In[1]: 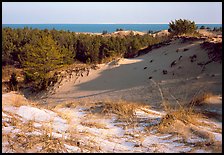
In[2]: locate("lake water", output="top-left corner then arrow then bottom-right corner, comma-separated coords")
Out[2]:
2,24 -> 222,33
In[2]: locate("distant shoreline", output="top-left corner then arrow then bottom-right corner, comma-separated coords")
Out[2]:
2,23 -> 222,24
2,24 -> 222,33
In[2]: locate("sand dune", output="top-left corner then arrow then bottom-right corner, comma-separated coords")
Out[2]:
44,37 -> 221,109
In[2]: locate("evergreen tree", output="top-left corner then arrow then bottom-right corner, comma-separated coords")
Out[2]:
169,19 -> 197,35
19,35 -> 64,89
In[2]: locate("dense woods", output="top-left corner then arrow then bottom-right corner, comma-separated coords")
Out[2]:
2,27 -> 170,67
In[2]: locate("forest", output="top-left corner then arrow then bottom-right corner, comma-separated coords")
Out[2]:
2,27 -> 171,66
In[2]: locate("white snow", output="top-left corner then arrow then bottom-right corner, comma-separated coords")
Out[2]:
52,116 -> 68,133
3,106 -> 19,114
186,136 -> 206,143
16,106 -> 57,122
212,132 -> 222,142
33,122 -> 42,128
2,112 -> 9,117
26,131 -> 42,136
193,149 -> 211,153
2,126 -> 15,133
64,144 -> 81,152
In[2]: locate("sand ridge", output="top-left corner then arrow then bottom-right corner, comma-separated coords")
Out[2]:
42,37 -> 221,108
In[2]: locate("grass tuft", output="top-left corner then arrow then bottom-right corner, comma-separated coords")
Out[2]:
189,92 -> 213,106
95,100 -> 145,119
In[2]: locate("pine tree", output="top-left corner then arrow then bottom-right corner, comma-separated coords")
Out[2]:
19,35 -> 64,89
169,19 -> 197,35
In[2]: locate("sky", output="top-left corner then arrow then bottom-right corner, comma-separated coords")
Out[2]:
2,2 -> 222,24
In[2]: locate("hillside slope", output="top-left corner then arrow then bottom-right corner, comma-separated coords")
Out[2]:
43,38 -> 222,110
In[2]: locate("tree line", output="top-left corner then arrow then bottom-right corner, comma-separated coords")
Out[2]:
3,27 -> 171,67
2,26 -> 170,90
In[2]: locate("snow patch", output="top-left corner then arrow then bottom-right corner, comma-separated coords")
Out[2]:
64,144 -> 81,152
16,106 -> 57,122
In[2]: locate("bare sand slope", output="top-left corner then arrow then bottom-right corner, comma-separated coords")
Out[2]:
45,38 -> 222,110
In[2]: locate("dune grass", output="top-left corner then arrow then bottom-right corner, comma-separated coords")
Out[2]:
89,100 -> 147,121
156,91 -> 217,133
189,92 -> 214,106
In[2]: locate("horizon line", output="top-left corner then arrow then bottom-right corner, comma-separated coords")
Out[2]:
3,23 -> 222,25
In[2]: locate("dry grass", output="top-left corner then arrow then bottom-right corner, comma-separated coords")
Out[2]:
15,95 -> 27,106
156,91 -> 210,132
53,101 -> 79,110
189,92 -> 214,106
2,66 -> 24,82
80,121 -> 108,129
159,106 -> 204,129
10,94 -> 28,107
3,113 -> 68,153
149,92 -> 222,153
56,110 -> 74,125
38,129 -> 67,153
91,100 -> 145,119
2,92 -> 37,107
3,89 -> 221,153
151,105 -> 216,149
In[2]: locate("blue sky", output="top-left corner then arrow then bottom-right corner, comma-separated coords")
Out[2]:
2,2 -> 222,24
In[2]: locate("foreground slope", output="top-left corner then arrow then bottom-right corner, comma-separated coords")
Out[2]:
2,92 -> 222,153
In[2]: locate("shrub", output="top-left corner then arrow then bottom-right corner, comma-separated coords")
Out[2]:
169,19 -> 197,35
102,30 -> 108,35
213,27 -> 222,32
148,30 -> 153,34
116,28 -> 124,31
9,72 -> 18,91
200,25 -> 205,29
